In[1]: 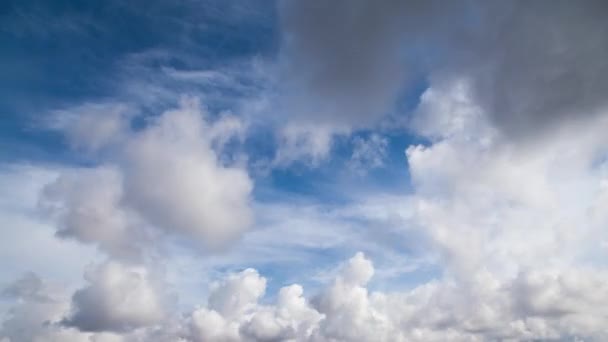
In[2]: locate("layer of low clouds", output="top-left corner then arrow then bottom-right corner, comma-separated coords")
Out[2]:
6,250 -> 608,341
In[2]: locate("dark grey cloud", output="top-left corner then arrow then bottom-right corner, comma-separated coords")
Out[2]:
278,0 -> 608,139
278,0 -> 416,129
447,0 -> 608,139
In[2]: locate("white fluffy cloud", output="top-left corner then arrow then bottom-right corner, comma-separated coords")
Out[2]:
40,167 -> 143,261
122,97 -> 253,249
41,97 -> 253,256
0,270 -> 176,342
4,248 -> 608,341
63,261 -> 166,333
187,266 -> 323,342
400,78 -> 608,340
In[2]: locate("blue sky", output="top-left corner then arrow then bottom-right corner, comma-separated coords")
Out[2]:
2,1 -> 608,341
1,1 -> 276,160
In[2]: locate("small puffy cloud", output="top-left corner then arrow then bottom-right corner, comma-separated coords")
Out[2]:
63,261 -> 166,333
348,134 -> 388,174
335,251 -> 374,287
273,124 -> 337,167
207,268 -> 266,319
51,103 -> 132,153
188,266 -> 323,342
190,308 -> 240,342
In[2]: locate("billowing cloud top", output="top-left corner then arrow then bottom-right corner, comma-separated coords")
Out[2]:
2,1 -> 608,341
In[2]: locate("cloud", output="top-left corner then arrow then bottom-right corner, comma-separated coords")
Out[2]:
122,97 -> 253,250
181,250 -> 608,341
62,261 -> 166,333
277,0 -> 410,129
2,272 -> 45,301
5,249 -> 608,341
400,78 -> 608,339
406,78 -> 608,270
49,103 -> 132,153
0,165 -> 100,287
456,1 -> 608,139
40,167 -> 144,261
271,0 -> 420,164
0,272 -> 86,342
348,134 -> 388,175
0,270 -> 176,342
42,97 -> 254,256
275,1 -> 608,155
273,124 -> 336,167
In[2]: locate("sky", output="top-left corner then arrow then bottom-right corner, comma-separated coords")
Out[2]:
1,1 -> 608,341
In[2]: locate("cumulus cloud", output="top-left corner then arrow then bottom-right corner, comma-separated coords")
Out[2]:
180,249 -> 608,341
401,78 -> 608,339
0,271 -> 177,342
62,261 -> 166,333
122,97 -> 253,250
187,267 -> 328,342
42,97 -> 254,256
40,167 -> 143,261
5,249 -> 608,341
407,79 -> 608,272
